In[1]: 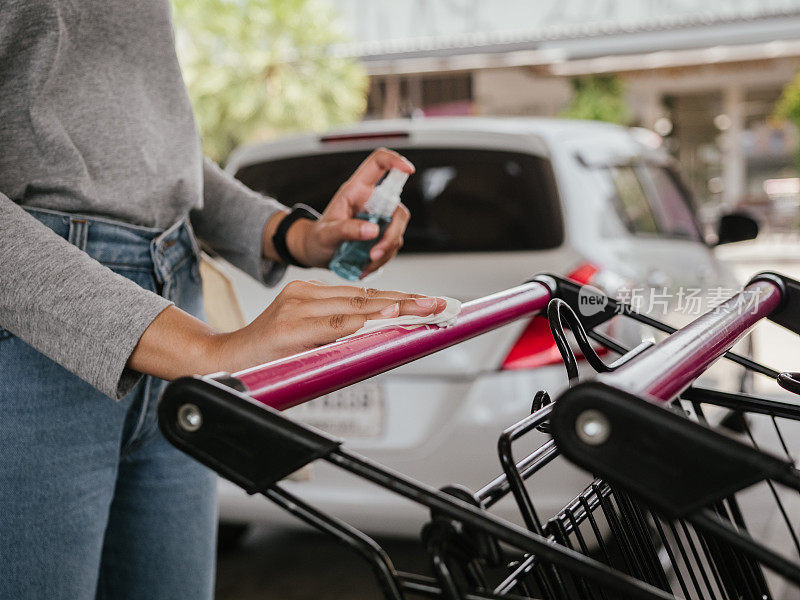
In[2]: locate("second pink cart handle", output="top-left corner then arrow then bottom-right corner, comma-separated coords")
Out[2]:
599,279 -> 782,401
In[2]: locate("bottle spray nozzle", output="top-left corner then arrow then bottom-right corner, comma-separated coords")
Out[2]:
364,168 -> 409,218
380,169 -> 409,196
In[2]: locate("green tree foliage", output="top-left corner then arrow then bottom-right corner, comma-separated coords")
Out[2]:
172,0 -> 368,161
775,71 -> 800,171
560,75 -> 631,125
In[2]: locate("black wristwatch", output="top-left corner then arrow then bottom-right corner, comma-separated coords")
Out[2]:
271,204 -> 321,267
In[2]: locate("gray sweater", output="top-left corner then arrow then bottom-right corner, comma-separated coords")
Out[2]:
0,1 -> 286,398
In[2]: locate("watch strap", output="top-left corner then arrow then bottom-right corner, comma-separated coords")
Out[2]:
272,204 -> 320,268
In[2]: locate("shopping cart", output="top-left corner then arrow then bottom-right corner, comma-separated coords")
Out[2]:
158,271 -> 800,600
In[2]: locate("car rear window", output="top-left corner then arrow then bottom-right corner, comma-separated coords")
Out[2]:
234,148 -> 564,253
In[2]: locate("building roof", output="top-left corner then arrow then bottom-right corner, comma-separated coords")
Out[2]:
329,0 -> 800,74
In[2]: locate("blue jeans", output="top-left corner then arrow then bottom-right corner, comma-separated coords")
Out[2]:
0,208 -> 217,599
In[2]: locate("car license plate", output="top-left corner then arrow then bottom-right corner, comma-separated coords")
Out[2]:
287,382 -> 384,438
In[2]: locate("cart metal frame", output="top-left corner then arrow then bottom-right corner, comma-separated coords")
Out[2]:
159,271 -> 800,600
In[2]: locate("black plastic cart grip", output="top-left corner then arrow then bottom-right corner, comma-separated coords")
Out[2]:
158,376 -> 341,493
550,381 -> 797,518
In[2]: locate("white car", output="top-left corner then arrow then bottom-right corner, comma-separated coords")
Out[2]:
215,117 -> 756,540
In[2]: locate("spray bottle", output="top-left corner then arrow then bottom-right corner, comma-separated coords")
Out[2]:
329,169 -> 409,281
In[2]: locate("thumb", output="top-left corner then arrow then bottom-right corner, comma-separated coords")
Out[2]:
320,218 -> 380,245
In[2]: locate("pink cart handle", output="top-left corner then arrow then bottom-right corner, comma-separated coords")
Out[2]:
599,278 -> 783,402
216,282 -> 552,411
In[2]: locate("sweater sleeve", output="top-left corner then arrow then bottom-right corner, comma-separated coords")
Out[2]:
191,157 -> 288,285
0,194 -> 173,399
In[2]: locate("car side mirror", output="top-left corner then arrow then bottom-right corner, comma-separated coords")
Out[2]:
715,212 -> 759,246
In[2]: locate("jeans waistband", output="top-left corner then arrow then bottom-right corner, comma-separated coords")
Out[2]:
24,206 -> 201,285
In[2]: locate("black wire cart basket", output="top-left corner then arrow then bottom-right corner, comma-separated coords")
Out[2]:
159,271 -> 800,600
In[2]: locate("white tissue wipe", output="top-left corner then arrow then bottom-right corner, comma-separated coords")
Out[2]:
337,297 -> 462,341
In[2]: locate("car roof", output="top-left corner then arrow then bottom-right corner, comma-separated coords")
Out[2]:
226,116 -> 661,172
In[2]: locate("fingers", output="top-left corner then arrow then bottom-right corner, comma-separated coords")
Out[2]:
298,313 -> 372,345
338,181 -> 373,213
286,280 -> 424,300
299,296 -> 445,346
349,148 -> 414,187
397,297 -> 442,316
317,217 -> 380,247
279,280 -> 446,318
297,296 -> 443,319
362,203 -> 410,275
267,281 -> 450,353
296,296 -> 400,318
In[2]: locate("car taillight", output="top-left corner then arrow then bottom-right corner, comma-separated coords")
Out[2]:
501,262 -> 606,371
501,315 -> 564,370
567,262 -> 599,285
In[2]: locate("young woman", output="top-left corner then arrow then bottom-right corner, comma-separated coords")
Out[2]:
0,2 -> 443,598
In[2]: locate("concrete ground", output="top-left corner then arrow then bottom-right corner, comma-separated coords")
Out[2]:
216,527 -> 429,599
216,236 -> 800,599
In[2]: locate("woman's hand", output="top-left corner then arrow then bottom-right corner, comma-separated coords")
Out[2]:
128,281 -> 445,380
265,148 -> 414,277
210,281 -> 444,372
